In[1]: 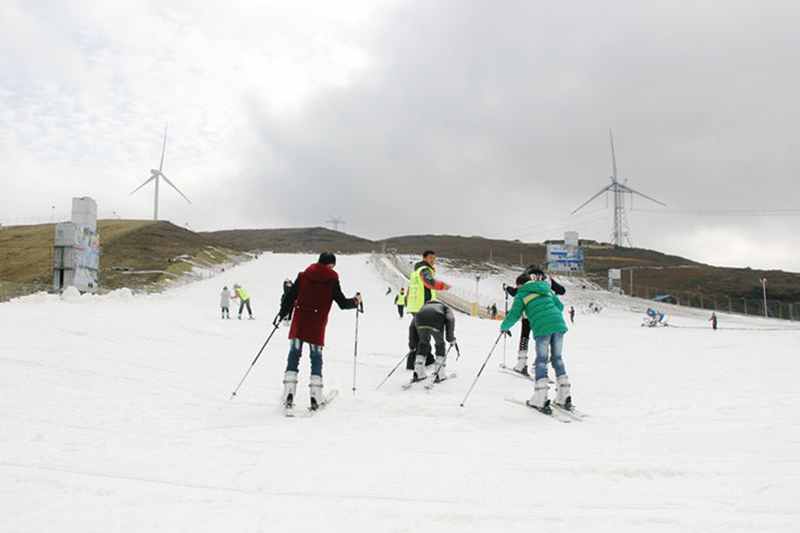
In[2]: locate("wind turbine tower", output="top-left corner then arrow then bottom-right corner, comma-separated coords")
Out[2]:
130,125 -> 191,220
571,130 -> 666,247
326,217 -> 346,232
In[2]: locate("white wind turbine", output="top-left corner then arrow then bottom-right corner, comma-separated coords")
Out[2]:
130,125 -> 191,220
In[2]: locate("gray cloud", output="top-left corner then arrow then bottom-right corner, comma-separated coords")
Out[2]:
2,1 -> 799,270
242,0 -> 800,269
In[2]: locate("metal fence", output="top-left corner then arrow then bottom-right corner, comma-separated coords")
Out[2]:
371,252 -> 493,319
624,284 -> 800,321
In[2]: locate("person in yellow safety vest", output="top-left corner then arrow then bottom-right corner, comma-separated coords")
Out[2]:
394,288 -> 407,319
405,250 -> 451,371
232,283 -> 254,320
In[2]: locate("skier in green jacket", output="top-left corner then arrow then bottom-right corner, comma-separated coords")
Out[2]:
500,270 -> 572,414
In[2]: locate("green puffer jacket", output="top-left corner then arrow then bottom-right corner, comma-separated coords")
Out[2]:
500,280 -> 568,337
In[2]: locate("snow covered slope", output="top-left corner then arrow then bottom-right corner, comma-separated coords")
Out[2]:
1,253 -> 798,532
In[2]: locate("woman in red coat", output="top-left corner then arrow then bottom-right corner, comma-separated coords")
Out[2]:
278,252 -> 361,410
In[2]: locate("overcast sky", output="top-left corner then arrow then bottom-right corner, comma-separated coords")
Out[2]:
2,0 -> 799,271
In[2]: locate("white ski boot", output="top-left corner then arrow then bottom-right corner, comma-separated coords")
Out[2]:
413,354 -> 428,382
512,350 -> 529,376
554,374 -> 572,411
309,375 -> 324,410
526,378 -> 552,414
282,370 -> 298,409
432,355 -> 448,383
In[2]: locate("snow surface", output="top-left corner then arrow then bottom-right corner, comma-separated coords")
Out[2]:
2,253 -> 799,532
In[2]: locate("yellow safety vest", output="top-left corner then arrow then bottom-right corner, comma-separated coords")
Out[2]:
407,265 -> 437,314
236,287 -> 249,301
395,293 -> 407,306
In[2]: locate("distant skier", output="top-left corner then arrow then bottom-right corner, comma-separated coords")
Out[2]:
385,286 -> 392,296
405,250 -> 451,371
490,303 -> 498,319
569,306 -> 575,324
394,288 -> 407,318
280,279 -> 294,324
501,271 -> 572,414
277,252 -> 361,411
220,286 -> 232,319
410,299 -> 456,383
232,283 -> 253,320
504,267 -> 565,376
709,312 -> 718,330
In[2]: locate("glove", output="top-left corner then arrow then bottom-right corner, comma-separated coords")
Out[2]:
273,314 -> 283,327
501,330 -> 512,337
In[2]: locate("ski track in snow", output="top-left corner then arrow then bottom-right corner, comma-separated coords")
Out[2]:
1,253 -> 799,532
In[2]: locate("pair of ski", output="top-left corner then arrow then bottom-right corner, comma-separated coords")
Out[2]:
401,371 -> 457,391
283,389 -> 339,418
499,364 -> 587,423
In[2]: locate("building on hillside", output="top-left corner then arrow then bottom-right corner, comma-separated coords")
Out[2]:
546,231 -> 584,273
53,197 -> 100,293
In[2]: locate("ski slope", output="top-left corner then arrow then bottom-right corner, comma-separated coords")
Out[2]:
1,253 -> 799,532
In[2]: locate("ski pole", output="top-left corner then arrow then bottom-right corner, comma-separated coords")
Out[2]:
503,287 -> 509,367
352,297 -> 362,396
460,332 -> 504,407
230,314 -> 281,399
375,352 -> 408,390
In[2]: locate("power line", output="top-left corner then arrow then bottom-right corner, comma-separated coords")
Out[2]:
630,207 -> 800,217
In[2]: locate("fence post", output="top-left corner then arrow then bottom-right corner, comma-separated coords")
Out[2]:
743,299 -> 748,315
699,294 -> 704,309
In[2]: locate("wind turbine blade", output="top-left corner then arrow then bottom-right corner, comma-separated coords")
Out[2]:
159,172 -> 192,204
129,176 -> 156,195
618,184 -> 667,207
571,184 -> 613,215
609,129 -> 618,181
159,124 -> 168,171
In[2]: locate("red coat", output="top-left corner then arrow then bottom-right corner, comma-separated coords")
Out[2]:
285,263 -> 358,346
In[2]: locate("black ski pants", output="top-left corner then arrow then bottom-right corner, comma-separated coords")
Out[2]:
239,299 -> 253,317
406,315 -> 436,370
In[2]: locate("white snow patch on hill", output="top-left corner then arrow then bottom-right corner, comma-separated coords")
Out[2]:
1,254 -> 798,532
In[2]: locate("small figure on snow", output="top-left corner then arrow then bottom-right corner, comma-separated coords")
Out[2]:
232,283 -> 254,320
220,286 -> 232,319
394,287 -> 407,318
500,271 -> 572,415
569,306 -> 575,324
643,308 -> 668,327
490,303 -> 498,319
709,312 -> 718,331
410,299 -> 456,383
277,253 -> 361,411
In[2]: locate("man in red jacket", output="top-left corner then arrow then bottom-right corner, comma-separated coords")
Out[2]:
278,252 -> 361,410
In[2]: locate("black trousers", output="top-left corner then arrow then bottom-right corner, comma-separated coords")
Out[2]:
406,315 -> 436,369
519,318 -> 531,353
397,305 -> 404,318
239,299 -> 252,316
417,328 -> 445,361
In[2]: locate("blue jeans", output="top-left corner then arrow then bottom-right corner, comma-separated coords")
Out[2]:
533,332 -> 567,381
286,338 -> 324,377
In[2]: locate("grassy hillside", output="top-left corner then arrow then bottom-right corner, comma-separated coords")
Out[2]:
200,227 -> 800,305
0,220 -> 241,293
203,227 -> 374,254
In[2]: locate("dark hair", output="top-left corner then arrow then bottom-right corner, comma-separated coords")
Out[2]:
526,268 -> 546,280
515,274 -> 530,286
318,252 -> 337,265
422,250 -> 436,258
